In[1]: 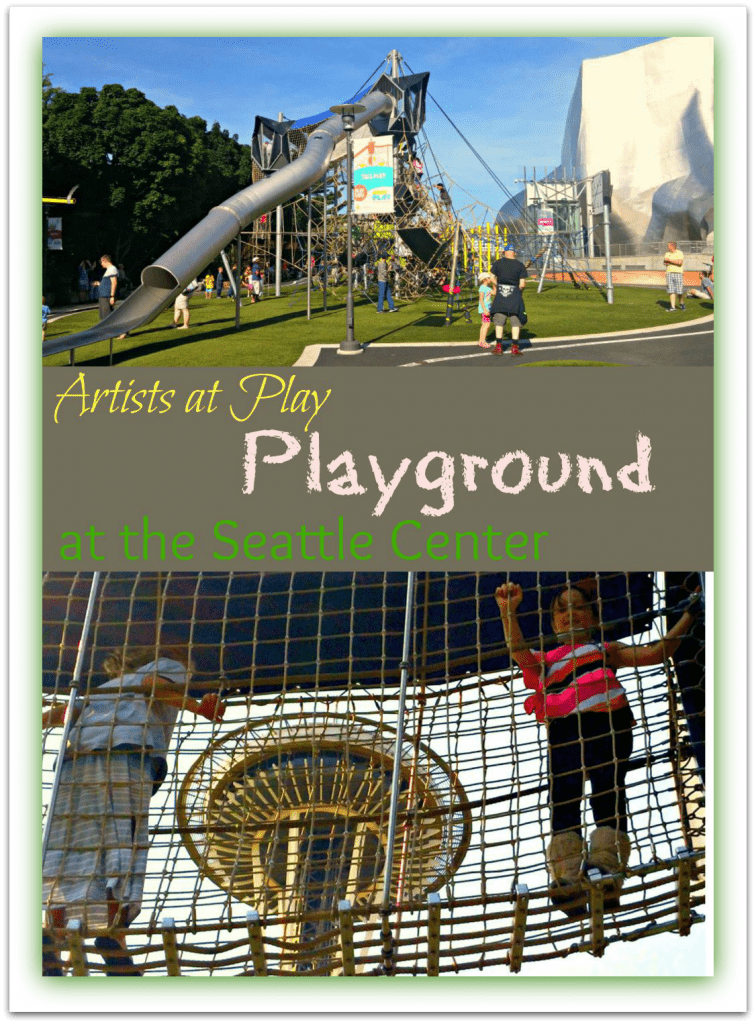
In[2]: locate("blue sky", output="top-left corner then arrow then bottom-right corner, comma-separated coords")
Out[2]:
43,35 -> 662,220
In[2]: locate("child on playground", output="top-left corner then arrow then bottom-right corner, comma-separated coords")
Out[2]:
204,272 -> 215,299
42,645 -> 225,976
477,272 -> 495,347
172,278 -> 199,329
42,296 -> 50,342
494,578 -> 701,916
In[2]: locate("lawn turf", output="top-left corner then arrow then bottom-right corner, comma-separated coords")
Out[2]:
42,282 -> 712,368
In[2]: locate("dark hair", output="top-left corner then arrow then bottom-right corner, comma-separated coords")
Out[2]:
549,580 -> 598,629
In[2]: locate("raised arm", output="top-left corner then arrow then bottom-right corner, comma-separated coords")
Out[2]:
139,675 -> 225,721
608,592 -> 701,669
495,583 -> 541,670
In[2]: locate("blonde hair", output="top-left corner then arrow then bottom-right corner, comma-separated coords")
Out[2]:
478,272 -> 496,285
102,645 -> 192,679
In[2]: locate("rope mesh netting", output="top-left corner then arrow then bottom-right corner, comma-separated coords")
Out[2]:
42,571 -> 705,976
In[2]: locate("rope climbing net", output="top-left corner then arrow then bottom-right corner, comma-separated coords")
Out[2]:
42,571 -> 705,976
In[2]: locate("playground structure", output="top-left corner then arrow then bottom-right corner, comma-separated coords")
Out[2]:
43,49 -> 616,365
42,571 -> 705,976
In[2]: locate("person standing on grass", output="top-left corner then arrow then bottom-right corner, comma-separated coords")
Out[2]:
215,266 -> 224,299
489,244 -> 527,357
43,296 -> 51,342
77,260 -> 92,303
663,241 -> 685,311
172,279 -> 199,330
95,255 -> 119,320
375,254 -> 397,313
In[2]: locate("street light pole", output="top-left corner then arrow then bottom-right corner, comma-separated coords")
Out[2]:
330,103 -> 366,356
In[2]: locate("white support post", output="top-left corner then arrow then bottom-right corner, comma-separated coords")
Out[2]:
426,892 -> 442,977
338,900 -> 356,976
509,884 -> 529,973
161,917 -> 182,976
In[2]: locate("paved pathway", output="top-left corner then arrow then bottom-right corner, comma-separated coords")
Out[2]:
298,315 -> 714,368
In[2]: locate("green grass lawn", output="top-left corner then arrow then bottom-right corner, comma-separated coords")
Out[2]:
43,282 -> 712,368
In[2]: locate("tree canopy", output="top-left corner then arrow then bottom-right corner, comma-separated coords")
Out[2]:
43,76 -> 251,293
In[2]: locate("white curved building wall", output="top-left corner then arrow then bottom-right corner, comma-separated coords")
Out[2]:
499,38 -> 714,246
561,37 -> 713,244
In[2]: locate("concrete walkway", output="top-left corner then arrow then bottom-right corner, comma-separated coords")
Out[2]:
298,314 -> 714,368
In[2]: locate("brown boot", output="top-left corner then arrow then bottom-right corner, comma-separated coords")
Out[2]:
586,828 -> 631,910
547,831 -> 586,917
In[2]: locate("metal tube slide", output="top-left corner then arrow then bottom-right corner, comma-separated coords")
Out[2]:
43,90 -> 392,359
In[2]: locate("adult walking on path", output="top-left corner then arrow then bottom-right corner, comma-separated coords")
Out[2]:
663,241 -> 686,311
489,244 -> 528,357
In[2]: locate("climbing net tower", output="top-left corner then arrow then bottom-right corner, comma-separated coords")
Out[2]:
42,571 -> 705,976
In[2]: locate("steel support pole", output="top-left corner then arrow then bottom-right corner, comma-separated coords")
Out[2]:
337,115 -> 363,355
323,173 -> 328,312
381,571 -> 416,912
235,232 -> 242,328
42,572 -> 102,862
443,220 -> 461,325
220,250 -> 235,298
537,235 -> 554,294
306,188 -> 313,320
603,200 -> 614,304
275,112 -> 285,298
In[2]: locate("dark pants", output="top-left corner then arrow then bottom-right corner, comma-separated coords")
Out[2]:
99,297 -> 113,319
547,705 -> 634,835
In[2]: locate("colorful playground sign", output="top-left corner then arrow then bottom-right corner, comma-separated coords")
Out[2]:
536,208 -> 554,235
352,134 -> 394,215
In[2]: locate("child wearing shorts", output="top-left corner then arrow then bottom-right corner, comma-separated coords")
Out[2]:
477,272 -> 495,348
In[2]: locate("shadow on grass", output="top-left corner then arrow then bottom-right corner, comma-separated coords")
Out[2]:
65,303 -> 354,366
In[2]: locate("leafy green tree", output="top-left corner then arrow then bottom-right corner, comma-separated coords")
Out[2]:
43,79 -> 251,297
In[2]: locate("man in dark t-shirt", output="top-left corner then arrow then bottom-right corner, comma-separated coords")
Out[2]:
489,244 -> 528,356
